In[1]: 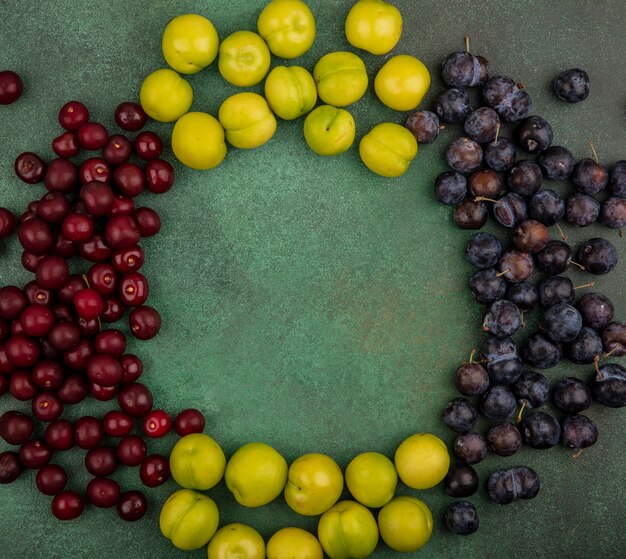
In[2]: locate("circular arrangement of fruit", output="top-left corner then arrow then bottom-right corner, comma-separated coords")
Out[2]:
1,0 -> 625,557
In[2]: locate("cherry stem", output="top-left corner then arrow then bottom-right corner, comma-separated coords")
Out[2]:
516,400 -> 527,423
589,141 -> 599,165
555,223 -> 568,241
465,34 -> 470,52
81,274 -> 91,288
572,449 -> 583,459
569,260 -> 586,271
594,355 -> 604,380
493,122 -> 501,145
574,281 -> 595,290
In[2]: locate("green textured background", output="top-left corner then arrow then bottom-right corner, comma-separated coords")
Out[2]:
1,0 -> 625,557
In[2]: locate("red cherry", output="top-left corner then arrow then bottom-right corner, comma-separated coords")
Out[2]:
128,306 -> 161,340
59,101 -> 89,131
102,410 -> 133,437
144,159 -> 175,194
73,288 -> 104,320
105,215 -> 140,249
86,354 -> 123,386
32,391 -> 64,422
102,134 -> 132,165
85,446 -> 118,477
79,157 -> 111,184
111,246 -> 144,273
80,182 -> 114,216
117,490 -> 147,521
174,409 -> 206,436
5,334 -> 40,367
87,263 -> 118,296
19,304 -> 54,336
116,435 -> 146,466
113,163 -> 145,197
74,416 -> 104,449
63,339 -> 94,371
142,410 -> 172,438
118,382 -> 153,417
52,132 -> 79,158
134,207 -> 161,236
89,382 -> 119,401
134,131 -> 162,160
119,272 -> 149,307
87,477 -> 120,508
101,296 -> 124,323
44,419 -> 74,450
9,370 -> 37,400
120,354 -> 143,384
77,122 -> 108,150
62,213 -> 94,243
140,454 -> 170,487
36,464 -> 68,495
51,490 -> 84,520
19,439 -> 53,468
115,102 -> 147,132
94,329 -> 126,357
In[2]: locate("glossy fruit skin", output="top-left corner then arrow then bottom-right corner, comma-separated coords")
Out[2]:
160,489 -> 220,550
447,138 -> 483,175
120,354 -> 143,384
359,123 -> 417,178
464,107 -> 499,143
590,363 -> 626,408
139,69 -> 193,123
118,382 -> 153,417
394,433 -> 449,490
513,219 -> 548,253
498,249 -> 533,283
59,101 -> 89,130
374,55 -> 431,112
140,454 -> 171,488
553,377 -> 592,413
143,410 -> 172,438
134,208 -> 161,236
538,146 -> 575,180
258,0 -> 316,59
19,439 -> 53,468
483,300 -> 521,339
434,172 -> 467,206
344,452 -> 397,509
515,116 -> 553,153
32,391 -> 64,422
264,66 -> 317,121
507,160 -> 542,196
87,477 -> 121,508
0,70 -> 23,104
488,467 -> 540,504
162,14 -> 219,74
566,193 -> 600,227
522,332 -> 562,369
209,523 -> 265,559
554,68 -> 589,102
520,411 -> 561,449
442,51 -> 489,87
0,451 -> 23,484
454,362 -> 489,396
117,435 -> 147,467
377,496 -> 433,552
218,31 -> 271,88
444,463 -> 479,498
406,110 -> 440,144
455,201 -> 486,231
36,464 -> 68,495
314,52 -> 368,108
578,238 -> 618,275
512,371 -> 549,409
469,169 -> 502,199
74,416 -> 104,449
544,303 -> 583,343
115,102 -> 147,132
145,160 -> 175,194
174,409 -> 205,436
482,76 -> 532,122
318,500 -> 379,559
0,411 -> 34,445
536,240 -> 571,275
51,491 -> 85,520
219,92 -> 277,149
481,337 -> 523,385
453,432 -> 487,464
117,490 -> 147,521
469,269 -> 506,304
44,419 -> 74,450
466,233 -> 502,269
0,208 -> 16,238
113,163 -> 145,198
609,160 -> 626,197
15,152 -> 46,184
569,327 -> 603,364
480,385 -> 516,421
486,423 -> 521,456
436,88 -> 470,124
573,158 -> 608,195
578,293 -> 614,329
538,275 -> 573,307
484,138 -> 516,172
602,321 -> 626,357
444,501 -> 479,536
562,414 -> 598,451
171,112 -> 226,171
284,453 -> 343,516
601,197 -> 626,228
345,0 -> 402,55
442,398 -> 477,433
129,305 -> 162,340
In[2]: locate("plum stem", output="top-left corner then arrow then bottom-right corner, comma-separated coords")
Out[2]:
589,141 -> 599,165
465,34 -> 470,52
594,355 -> 604,380
555,223 -> 568,241
516,401 -> 526,423
473,196 -> 501,204
603,346 -> 621,358
496,269 -> 510,278
569,260 -> 586,271
521,311 -> 526,328
493,122 -> 501,145
572,449 -> 584,459
469,349 -> 476,363
574,281 -> 595,290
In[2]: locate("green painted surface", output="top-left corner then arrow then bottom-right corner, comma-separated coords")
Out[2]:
0,0 -> 625,557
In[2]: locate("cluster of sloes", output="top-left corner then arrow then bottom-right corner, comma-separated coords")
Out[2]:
406,42 -> 626,538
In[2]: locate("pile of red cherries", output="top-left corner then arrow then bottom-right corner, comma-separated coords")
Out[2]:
0,96 -> 205,522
